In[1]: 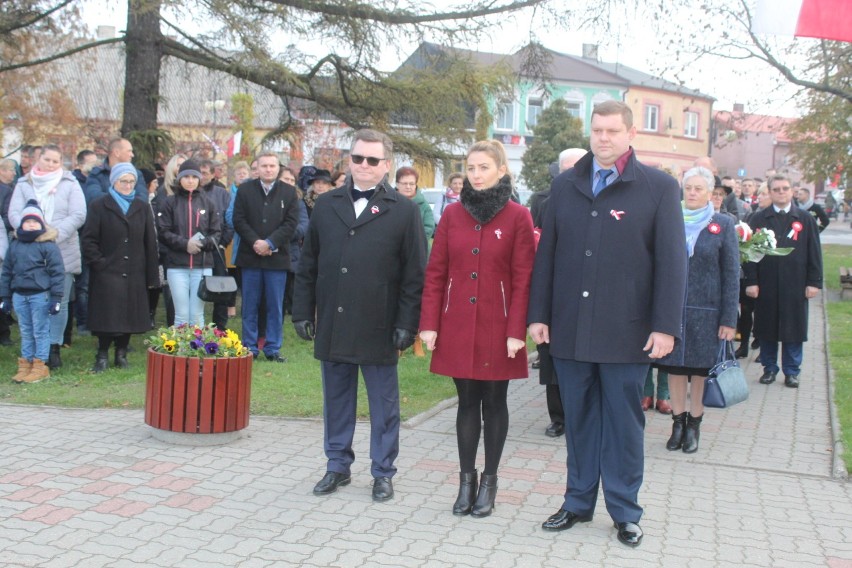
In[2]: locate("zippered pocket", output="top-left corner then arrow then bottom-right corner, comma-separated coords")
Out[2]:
444,278 -> 453,313
500,281 -> 507,317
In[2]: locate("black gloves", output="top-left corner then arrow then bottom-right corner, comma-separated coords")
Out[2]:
293,320 -> 315,341
0,299 -> 10,314
49,302 -> 61,316
393,328 -> 415,350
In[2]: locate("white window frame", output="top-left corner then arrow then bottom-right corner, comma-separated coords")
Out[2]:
526,97 -> 544,129
494,101 -> 516,131
684,111 -> 699,138
644,104 -> 659,132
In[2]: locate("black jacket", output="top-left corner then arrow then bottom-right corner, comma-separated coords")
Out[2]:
232,178 -> 300,271
156,187 -> 221,270
293,178 -> 426,365
201,181 -> 234,246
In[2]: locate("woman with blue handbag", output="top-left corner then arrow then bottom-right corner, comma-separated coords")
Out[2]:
655,167 -> 740,453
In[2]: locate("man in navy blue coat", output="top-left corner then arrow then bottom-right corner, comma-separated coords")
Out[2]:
528,101 -> 687,548
84,138 -> 147,204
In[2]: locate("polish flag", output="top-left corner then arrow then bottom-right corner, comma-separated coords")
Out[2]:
226,131 -> 243,158
752,0 -> 852,43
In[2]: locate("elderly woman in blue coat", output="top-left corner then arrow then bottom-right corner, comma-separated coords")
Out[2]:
655,166 -> 740,454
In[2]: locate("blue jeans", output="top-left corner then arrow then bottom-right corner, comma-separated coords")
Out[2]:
48,273 -> 74,345
167,268 -> 211,327
13,292 -> 51,361
759,341 -> 803,376
241,268 -> 286,356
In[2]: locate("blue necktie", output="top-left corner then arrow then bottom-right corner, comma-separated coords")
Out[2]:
593,168 -> 615,196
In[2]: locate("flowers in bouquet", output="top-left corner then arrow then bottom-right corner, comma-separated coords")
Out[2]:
147,324 -> 249,358
736,222 -> 793,264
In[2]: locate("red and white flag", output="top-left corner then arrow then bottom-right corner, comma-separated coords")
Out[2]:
752,0 -> 852,43
226,131 -> 243,158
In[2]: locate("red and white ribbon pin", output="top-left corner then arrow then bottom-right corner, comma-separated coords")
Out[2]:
708,222 -> 721,234
494,229 -> 502,239
787,221 -> 802,240
610,209 -> 625,220
371,205 -> 380,215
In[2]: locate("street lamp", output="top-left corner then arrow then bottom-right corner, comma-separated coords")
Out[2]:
204,99 -> 226,154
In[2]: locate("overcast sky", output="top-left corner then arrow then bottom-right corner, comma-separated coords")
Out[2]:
79,0 -> 804,117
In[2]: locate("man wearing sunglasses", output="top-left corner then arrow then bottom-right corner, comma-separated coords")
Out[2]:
293,129 -> 426,502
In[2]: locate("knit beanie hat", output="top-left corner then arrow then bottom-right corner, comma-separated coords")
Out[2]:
109,162 -> 138,187
177,160 -> 202,181
19,199 -> 46,230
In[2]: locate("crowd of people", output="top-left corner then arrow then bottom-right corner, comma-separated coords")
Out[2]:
0,100 -> 827,548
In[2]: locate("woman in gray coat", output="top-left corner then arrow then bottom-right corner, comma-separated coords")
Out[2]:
9,144 -> 86,370
655,167 -> 740,454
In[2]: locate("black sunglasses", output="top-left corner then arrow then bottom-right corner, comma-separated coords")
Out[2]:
350,154 -> 386,167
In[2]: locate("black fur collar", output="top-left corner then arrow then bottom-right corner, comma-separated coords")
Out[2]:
460,175 -> 513,224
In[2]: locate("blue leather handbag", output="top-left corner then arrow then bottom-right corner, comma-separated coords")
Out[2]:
703,341 -> 749,408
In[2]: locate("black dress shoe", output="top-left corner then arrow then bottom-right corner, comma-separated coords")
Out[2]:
614,521 -> 643,547
372,476 -> 394,502
265,354 -> 287,363
544,423 -> 564,438
541,509 -> 592,531
751,338 -> 759,349
784,375 -> 799,388
734,345 -> 748,359
531,359 -> 540,369
312,471 -> 351,495
759,371 -> 777,384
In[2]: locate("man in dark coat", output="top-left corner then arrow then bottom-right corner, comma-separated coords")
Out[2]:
745,175 -> 823,388
292,129 -> 426,503
232,152 -> 300,362
528,101 -> 687,548
84,138 -> 148,204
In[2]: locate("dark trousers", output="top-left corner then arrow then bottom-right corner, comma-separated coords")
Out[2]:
321,361 -> 400,478
553,357 -> 648,523
74,264 -> 89,329
737,282 -> 755,345
759,340 -> 804,376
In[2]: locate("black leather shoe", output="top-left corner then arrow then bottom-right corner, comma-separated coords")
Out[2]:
734,345 -> 748,359
531,359 -> 540,369
614,521 -> 643,547
372,476 -> 394,502
784,375 -> 799,388
759,371 -> 777,384
751,338 -> 759,349
541,509 -> 592,531
544,422 -> 564,438
312,472 -> 351,495
265,354 -> 287,363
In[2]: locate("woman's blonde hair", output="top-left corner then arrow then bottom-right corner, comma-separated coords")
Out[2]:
163,154 -> 186,195
467,139 -> 508,170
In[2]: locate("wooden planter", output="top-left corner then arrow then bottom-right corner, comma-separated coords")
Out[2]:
145,349 -> 253,433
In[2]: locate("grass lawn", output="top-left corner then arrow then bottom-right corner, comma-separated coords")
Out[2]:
0,307 -> 457,421
823,244 -> 852,472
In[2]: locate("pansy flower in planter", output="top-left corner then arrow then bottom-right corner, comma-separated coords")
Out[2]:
147,323 -> 248,358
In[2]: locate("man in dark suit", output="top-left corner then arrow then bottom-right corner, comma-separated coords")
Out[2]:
745,175 -> 822,388
292,129 -> 426,502
232,151 -> 300,362
528,101 -> 687,548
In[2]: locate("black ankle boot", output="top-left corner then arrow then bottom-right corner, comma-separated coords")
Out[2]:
47,344 -> 62,370
683,412 -> 703,454
452,471 -> 478,516
92,350 -> 109,373
470,473 -> 497,518
666,412 -> 687,451
114,348 -> 129,369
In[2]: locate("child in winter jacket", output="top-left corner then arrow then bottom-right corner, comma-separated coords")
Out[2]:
0,200 -> 64,383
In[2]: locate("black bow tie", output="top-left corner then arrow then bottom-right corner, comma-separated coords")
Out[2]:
351,188 -> 375,201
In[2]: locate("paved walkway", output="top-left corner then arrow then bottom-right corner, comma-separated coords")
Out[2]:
0,294 -> 850,567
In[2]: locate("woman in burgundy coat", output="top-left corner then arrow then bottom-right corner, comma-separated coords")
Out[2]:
419,140 -> 535,518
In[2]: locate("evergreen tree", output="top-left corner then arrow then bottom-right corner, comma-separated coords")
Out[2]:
520,99 -> 587,193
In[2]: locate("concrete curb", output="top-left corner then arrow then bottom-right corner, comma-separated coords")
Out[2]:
821,291 -> 849,479
402,396 -> 458,429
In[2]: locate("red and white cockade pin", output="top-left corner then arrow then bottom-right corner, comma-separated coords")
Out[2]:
708,222 -> 721,234
494,229 -> 503,239
610,209 -> 625,220
787,221 -> 802,240
370,205 -> 380,215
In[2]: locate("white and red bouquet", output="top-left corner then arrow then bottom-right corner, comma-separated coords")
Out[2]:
736,222 -> 793,263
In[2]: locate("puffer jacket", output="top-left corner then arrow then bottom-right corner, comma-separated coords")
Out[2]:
0,228 -> 65,302
156,186 -> 221,270
8,171 -> 87,274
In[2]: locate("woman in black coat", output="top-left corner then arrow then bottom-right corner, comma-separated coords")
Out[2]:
655,166 -> 740,454
81,163 -> 159,372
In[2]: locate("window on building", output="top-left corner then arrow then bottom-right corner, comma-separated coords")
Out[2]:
526,98 -> 543,129
684,111 -> 699,138
644,104 -> 659,131
494,101 -> 515,131
566,101 -> 582,119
